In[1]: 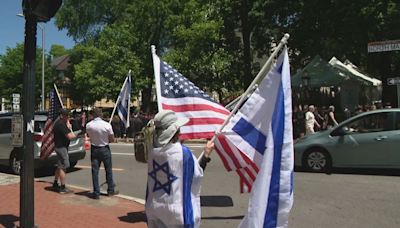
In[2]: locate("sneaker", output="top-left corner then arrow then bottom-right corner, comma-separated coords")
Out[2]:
51,184 -> 60,191
93,195 -> 100,200
107,190 -> 120,196
59,187 -> 74,194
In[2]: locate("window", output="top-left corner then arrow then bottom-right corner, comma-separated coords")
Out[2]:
0,119 -> 12,134
344,112 -> 394,134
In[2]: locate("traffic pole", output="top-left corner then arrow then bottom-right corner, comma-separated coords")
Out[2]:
20,1 -> 38,227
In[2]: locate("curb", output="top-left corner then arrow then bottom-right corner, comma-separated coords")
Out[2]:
34,179 -> 146,205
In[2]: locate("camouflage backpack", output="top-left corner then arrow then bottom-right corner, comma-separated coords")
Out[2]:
134,120 -> 154,163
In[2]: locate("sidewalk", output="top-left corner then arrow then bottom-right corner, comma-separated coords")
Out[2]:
0,173 -> 146,228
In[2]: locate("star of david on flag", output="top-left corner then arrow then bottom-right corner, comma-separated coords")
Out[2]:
148,160 -> 178,195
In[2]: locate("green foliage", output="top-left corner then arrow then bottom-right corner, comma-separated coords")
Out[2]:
0,43 -> 53,106
49,44 -> 70,59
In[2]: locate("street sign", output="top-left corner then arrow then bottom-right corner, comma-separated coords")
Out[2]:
12,93 -> 20,98
13,104 -> 20,111
12,114 -> 23,147
368,40 -> 400,53
13,97 -> 20,104
387,77 -> 400,85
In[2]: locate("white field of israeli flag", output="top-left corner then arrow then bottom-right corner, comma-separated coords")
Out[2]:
117,72 -> 131,128
222,48 -> 294,228
145,143 -> 203,228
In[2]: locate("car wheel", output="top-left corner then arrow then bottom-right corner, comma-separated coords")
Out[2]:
303,149 -> 332,173
10,150 -> 21,175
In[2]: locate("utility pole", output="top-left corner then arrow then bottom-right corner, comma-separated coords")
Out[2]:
19,1 -> 62,227
20,1 -> 37,227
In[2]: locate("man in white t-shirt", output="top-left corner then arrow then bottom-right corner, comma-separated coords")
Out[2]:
305,105 -> 320,135
86,108 -> 119,199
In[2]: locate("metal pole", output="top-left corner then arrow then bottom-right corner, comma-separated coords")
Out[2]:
21,1 -> 38,227
40,25 -> 45,111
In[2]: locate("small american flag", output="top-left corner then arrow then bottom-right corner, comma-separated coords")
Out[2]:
40,89 -> 62,161
154,54 -> 257,193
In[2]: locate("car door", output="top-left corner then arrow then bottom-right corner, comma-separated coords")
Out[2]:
0,118 -> 14,160
331,112 -> 395,167
389,112 -> 400,166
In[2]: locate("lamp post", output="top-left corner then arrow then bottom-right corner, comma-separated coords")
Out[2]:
17,14 -> 45,111
302,71 -> 311,103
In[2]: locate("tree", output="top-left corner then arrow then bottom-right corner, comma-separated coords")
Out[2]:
164,0 -> 241,103
0,43 -> 53,108
55,0 -> 191,112
64,24 -> 142,107
49,44 -> 70,59
283,0 -> 400,106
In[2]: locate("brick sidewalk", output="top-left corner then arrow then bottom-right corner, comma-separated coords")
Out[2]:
0,180 -> 147,228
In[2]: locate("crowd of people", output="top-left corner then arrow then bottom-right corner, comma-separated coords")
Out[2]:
70,111 -> 155,139
110,112 -> 154,139
292,102 -> 393,139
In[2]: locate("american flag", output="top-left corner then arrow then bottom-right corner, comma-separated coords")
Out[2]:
40,89 -> 62,161
154,55 -> 258,193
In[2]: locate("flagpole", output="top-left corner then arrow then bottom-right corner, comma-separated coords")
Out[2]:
151,45 -> 163,112
53,83 -> 64,107
197,33 -> 290,162
109,74 -> 129,124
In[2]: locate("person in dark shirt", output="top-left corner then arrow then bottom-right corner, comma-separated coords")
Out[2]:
52,109 -> 77,194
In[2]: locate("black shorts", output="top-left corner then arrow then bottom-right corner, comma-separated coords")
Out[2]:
55,147 -> 70,169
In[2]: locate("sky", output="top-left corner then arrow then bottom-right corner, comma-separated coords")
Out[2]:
0,0 -> 76,56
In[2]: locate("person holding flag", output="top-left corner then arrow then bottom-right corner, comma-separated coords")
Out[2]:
145,110 -> 214,228
52,109 -> 77,194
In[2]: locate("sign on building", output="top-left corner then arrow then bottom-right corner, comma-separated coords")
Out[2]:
368,40 -> 400,53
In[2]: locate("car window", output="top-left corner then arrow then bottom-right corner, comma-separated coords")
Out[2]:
0,119 -> 12,134
344,112 -> 394,133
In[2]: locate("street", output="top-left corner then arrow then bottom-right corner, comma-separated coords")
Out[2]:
3,143 -> 400,228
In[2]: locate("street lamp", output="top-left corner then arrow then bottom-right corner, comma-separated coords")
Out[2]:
302,70 -> 311,104
302,70 -> 310,87
17,13 -> 45,111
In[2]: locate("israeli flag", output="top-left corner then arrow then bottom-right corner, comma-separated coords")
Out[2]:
145,142 -> 203,228
117,72 -> 131,128
223,48 -> 294,228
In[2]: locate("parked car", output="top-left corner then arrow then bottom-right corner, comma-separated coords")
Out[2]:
294,109 -> 400,172
0,111 -> 86,174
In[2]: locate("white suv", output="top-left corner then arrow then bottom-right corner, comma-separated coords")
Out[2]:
0,112 -> 86,174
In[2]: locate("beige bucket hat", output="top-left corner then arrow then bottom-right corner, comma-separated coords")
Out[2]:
153,110 -> 189,148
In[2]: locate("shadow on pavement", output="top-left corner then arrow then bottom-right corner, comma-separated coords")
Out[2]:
295,166 -> 400,176
0,214 -> 19,228
0,165 -> 82,178
200,195 -> 234,207
34,166 -> 82,178
118,211 -> 146,223
202,215 -> 244,220
74,190 -> 109,199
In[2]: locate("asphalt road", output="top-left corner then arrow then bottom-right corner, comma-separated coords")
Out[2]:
3,144 -> 400,228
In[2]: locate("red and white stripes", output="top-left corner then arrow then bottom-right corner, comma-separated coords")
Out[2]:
40,117 -> 55,161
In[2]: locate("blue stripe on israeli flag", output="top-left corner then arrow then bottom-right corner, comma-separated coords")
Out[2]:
117,72 -> 131,128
